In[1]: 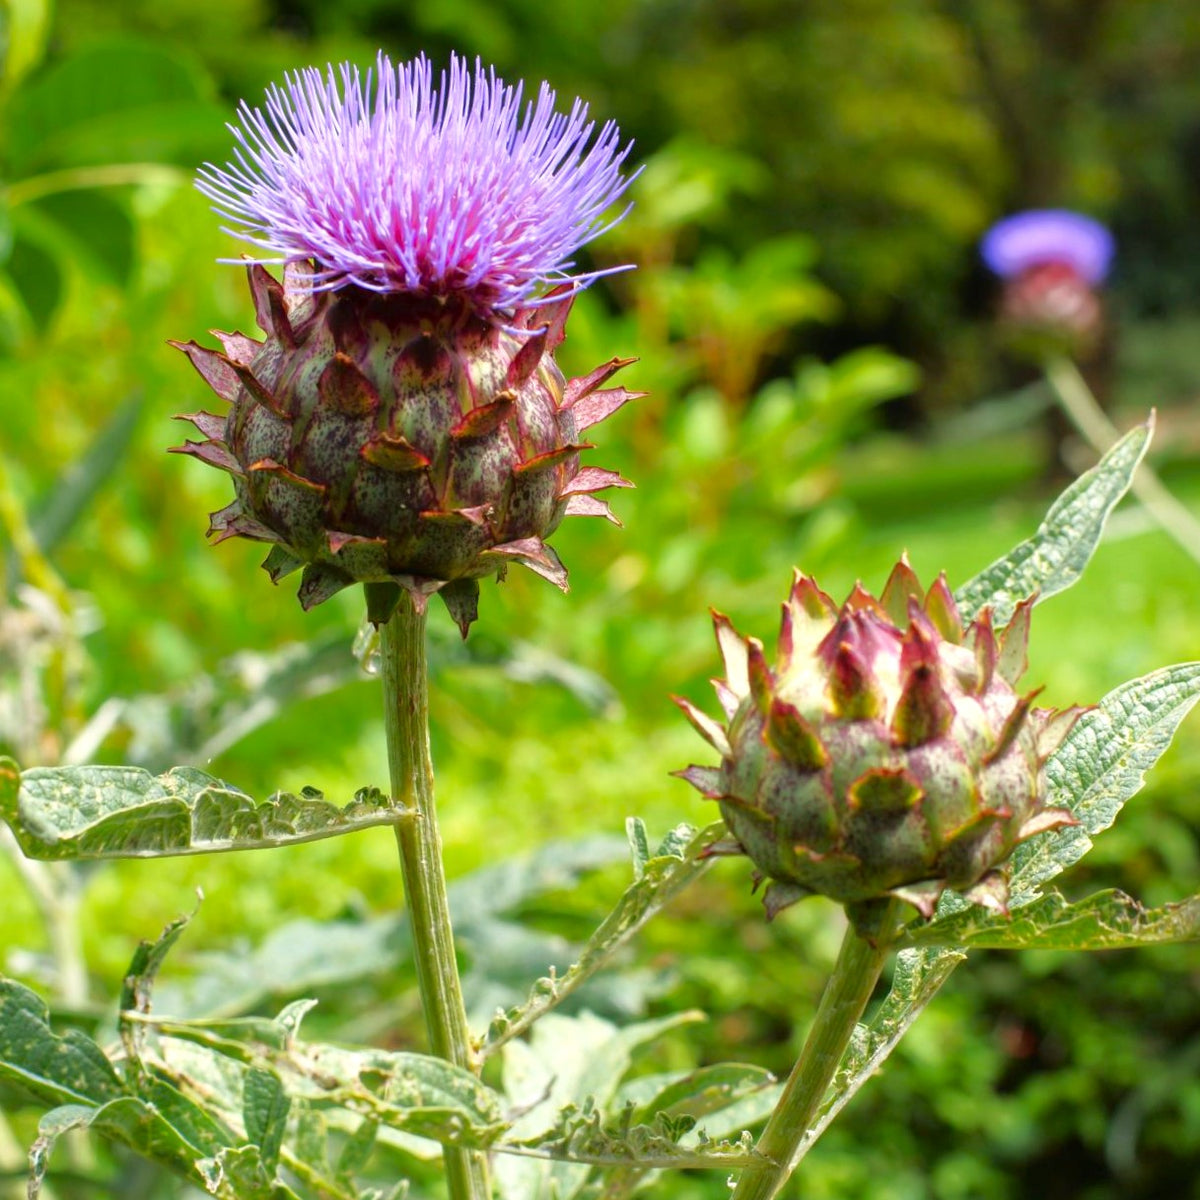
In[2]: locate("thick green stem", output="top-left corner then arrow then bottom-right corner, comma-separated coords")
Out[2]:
377,590 -> 490,1200
730,908 -> 895,1200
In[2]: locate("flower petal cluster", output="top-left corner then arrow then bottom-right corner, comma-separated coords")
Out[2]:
197,53 -> 635,312
675,561 -> 1082,924
980,209 -> 1114,286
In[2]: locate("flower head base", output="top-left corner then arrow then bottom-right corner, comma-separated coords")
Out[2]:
674,561 -> 1083,926
196,53 -> 635,316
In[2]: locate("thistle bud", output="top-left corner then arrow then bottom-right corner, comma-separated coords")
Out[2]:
173,54 -> 639,633
675,561 -> 1082,922
981,209 -> 1114,358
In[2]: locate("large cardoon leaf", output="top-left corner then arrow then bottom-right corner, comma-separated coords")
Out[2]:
954,417 -> 1151,624
0,757 -> 398,859
904,888 -> 1200,951
1010,661 -> 1200,900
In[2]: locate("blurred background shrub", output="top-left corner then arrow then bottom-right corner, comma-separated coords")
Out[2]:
2,2 -> 1199,1197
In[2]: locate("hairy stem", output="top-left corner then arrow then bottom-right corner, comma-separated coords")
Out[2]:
376,588 -> 490,1200
730,907 -> 896,1200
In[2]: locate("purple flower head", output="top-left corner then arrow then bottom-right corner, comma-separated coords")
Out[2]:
981,209 -> 1114,286
197,53 -> 637,313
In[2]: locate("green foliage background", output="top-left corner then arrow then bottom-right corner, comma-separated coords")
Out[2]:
1,1 -> 1199,1197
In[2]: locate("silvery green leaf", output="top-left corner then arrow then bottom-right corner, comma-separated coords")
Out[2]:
1010,661 -> 1200,900
0,756 -> 401,859
620,1063 -> 777,1126
955,418 -> 1151,624
903,888 -> 1200,951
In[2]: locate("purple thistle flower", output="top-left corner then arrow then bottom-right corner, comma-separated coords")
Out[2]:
197,52 -> 636,314
980,209 -> 1114,286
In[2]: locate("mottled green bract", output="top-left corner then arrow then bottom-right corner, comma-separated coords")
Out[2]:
172,264 -> 637,633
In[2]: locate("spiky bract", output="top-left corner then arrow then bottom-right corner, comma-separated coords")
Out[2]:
675,560 -> 1082,922
172,264 -> 637,632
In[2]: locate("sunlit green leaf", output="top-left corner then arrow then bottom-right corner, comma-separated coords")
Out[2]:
27,1091 -> 232,1200
0,758 -> 402,859
954,418 -> 1151,624
5,37 -> 217,173
903,888 -> 1200,951
494,1010 -> 708,1199
622,1063 -> 777,1125
501,1103 -> 764,1173
1011,661 -> 1200,899
0,0 -> 51,96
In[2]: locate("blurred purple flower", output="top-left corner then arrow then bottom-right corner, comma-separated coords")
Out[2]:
197,53 -> 636,313
981,209 -> 1114,286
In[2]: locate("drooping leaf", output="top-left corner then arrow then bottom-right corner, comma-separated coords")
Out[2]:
1010,662 -> 1200,900
26,1092 -> 233,1199
482,822 -> 722,1057
903,888 -> 1200,951
954,418 -> 1151,625
0,759 -> 401,859
0,977 -> 124,1106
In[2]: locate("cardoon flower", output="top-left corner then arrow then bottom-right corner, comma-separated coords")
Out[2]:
981,209 -> 1114,353
172,53 -> 640,633
675,561 -> 1081,926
